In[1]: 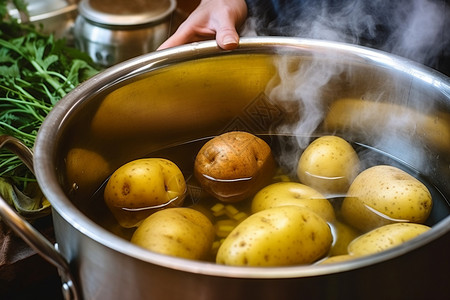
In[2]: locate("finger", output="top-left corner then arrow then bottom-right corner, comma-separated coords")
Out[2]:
158,19 -> 217,50
157,30 -> 192,50
215,27 -> 240,50
210,4 -> 245,50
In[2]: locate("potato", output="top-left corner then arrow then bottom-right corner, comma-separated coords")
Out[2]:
66,147 -> 112,199
297,135 -> 360,195
323,98 -> 450,154
104,158 -> 186,228
194,131 -> 276,203
341,165 -> 432,232
347,222 -> 430,256
319,254 -> 354,264
216,206 -> 333,266
251,182 -> 335,222
328,221 -> 360,256
131,207 -> 215,260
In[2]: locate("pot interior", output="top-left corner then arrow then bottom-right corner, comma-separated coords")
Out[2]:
39,38 -> 450,272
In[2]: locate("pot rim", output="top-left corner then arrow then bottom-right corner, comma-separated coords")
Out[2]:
34,37 -> 450,278
78,0 -> 177,26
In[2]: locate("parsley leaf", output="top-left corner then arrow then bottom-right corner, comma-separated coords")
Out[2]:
0,0 -> 101,218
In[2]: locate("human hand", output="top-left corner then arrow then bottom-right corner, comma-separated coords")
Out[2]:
158,0 -> 248,50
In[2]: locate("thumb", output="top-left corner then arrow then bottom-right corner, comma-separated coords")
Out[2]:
215,27 -> 240,50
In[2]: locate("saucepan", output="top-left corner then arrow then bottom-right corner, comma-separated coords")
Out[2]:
0,37 -> 449,299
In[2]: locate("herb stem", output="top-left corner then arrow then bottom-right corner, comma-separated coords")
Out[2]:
30,60 -> 67,98
0,122 -> 36,141
1,97 -> 52,112
0,9 -> 100,191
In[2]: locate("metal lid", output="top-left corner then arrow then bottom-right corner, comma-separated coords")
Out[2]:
8,0 -> 74,19
78,0 -> 176,26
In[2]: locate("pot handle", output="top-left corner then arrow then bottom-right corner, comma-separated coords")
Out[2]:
0,135 -> 80,300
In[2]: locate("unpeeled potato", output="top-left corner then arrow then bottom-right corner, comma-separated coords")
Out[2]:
131,207 -> 215,260
328,221 -> 360,256
66,147 -> 112,199
194,131 -> 276,203
251,181 -> 335,222
297,135 -> 360,196
216,206 -> 333,266
341,165 -> 432,232
347,222 -> 430,256
104,158 -> 186,228
319,254 -> 354,264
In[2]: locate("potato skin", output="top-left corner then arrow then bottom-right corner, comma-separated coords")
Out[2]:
319,254 -> 354,264
216,206 -> 332,266
104,158 -> 186,228
328,221 -> 360,256
347,222 -> 430,256
297,135 -> 360,195
251,182 -> 335,222
131,207 -> 215,260
341,165 -> 432,232
194,131 -> 276,203
66,147 -> 112,199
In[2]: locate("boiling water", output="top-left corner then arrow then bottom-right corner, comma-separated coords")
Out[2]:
79,135 -> 450,260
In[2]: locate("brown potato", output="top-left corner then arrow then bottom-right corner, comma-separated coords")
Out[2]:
194,131 -> 276,203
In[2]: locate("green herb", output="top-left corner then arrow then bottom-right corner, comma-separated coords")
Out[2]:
0,1 -> 100,217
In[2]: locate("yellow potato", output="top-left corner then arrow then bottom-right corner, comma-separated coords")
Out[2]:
328,221 -> 361,256
341,165 -> 432,232
104,158 -> 186,228
347,222 -> 430,256
323,98 -> 450,154
216,206 -> 332,266
297,135 -> 360,196
319,254 -> 355,264
194,131 -> 276,203
66,147 -> 112,199
131,207 -> 215,260
251,182 -> 335,222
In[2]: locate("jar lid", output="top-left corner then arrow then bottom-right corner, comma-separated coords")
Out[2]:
78,0 -> 176,26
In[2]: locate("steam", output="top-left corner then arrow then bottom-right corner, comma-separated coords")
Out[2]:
264,53 -> 345,147
384,0 -> 448,67
243,0 -> 449,67
241,0 -> 449,173
263,54 -> 347,173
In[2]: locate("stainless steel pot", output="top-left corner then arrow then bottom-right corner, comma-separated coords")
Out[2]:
0,37 -> 449,299
8,0 -> 78,40
74,0 -> 176,66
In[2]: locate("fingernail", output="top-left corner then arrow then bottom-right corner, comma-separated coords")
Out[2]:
223,35 -> 238,46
